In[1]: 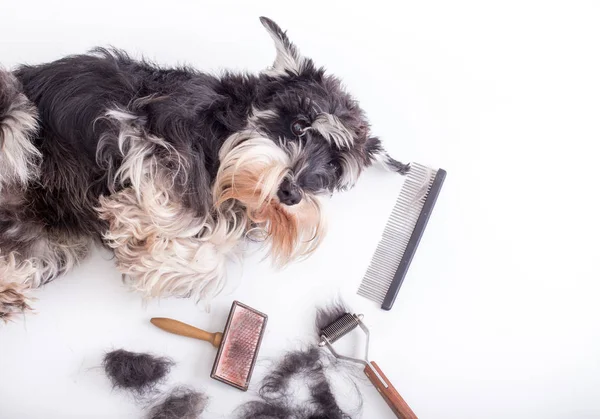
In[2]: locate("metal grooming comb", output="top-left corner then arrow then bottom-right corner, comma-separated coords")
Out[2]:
319,312 -> 418,419
151,300 -> 267,391
358,163 -> 446,310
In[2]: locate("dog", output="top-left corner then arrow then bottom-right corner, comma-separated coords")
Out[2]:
0,17 -> 408,320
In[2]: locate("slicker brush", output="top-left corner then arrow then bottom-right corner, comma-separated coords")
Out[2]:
151,300 -> 267,391
318,311 -> 418,419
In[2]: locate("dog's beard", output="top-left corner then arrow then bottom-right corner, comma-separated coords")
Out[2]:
214,131 -> 326,266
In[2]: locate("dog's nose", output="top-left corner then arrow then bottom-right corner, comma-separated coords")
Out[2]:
277,179 -> 302,206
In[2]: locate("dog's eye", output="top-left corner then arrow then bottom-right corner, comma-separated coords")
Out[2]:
291,119 -> 311,137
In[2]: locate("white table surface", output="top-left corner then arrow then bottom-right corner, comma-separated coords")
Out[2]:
1,1 -> 600,418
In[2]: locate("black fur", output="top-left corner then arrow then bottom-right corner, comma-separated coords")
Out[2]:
102,349 -> 174,394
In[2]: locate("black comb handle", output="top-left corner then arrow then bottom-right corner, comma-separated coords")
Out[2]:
382,169 -> 447,310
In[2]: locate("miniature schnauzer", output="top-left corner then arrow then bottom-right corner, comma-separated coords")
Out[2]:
0,17 -> 408,320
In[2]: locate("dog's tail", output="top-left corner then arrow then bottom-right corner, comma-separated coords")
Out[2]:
0,69 -> 40,190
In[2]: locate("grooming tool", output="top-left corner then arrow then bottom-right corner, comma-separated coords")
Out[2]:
358,163 -> 446,310
319,311 -> 418,419
150,300 -> 267,391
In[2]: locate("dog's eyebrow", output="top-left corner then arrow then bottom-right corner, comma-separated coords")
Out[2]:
311,101 -> 323,114
311,113 -> 353,148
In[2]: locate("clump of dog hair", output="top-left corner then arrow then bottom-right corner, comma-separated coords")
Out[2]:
259,346 -> 324,402
315,300 -> 350,335
102,349 -> 174,394
147,386 -> 208,419
236,401 -> 289,419
236,347 -> 354,419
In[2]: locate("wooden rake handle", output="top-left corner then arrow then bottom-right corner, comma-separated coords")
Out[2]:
150,317 -> 223,348
364,361 -> 418,419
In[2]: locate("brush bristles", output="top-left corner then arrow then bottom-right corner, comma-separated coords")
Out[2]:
358,163 -> 436,304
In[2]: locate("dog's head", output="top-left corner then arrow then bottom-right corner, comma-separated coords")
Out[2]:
214,17 -> 408,265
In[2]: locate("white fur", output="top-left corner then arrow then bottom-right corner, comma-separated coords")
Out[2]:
216,129 -> 326,264
373,150 -> 402,172
312,113 -> 354,148
215,130 -> 289,210
218,130 -> 289,172
264,39 -> 305,77
261,23 -> 306,77
97,124 -> 247,301
0,237 -> 89,289
0,252 -> 37,285
0,79 -> 41,191
338,154 -> 362,189
0,236 -> 89,319
97,108 -> 188,197
0,254 -> 36,319
282,139 -> 309,178
27,236 -> 90,288
247,107 -> 279,129
98,178 -> 241,302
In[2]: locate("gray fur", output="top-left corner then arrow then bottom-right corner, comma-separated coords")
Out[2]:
147,387 -> 208,419
102,349 -> 174,395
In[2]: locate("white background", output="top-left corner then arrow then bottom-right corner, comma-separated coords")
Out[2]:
1,1 -> 600,418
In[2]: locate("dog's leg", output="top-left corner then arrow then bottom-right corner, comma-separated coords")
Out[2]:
98,180 -> 243,302
0,237 -> 91,321
0,187 -> 91,321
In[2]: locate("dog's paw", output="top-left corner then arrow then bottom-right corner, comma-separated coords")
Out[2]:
0,282 -> 33,322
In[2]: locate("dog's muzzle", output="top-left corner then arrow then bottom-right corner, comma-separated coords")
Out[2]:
277,178 -> 302,206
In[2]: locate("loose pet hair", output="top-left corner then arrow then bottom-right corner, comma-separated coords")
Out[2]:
147,386 -> 208,419
0,17 -> 409,319
236,347 -> 360,419
102,349 -> 175,395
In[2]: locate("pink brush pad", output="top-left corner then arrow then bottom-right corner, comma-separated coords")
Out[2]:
211,301 -> 267,390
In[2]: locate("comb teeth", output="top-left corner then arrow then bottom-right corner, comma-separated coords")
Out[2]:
320,313 -> 360,344
358,163 -> 446,309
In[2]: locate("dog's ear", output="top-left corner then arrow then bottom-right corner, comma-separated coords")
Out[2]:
260,17 -> 309,76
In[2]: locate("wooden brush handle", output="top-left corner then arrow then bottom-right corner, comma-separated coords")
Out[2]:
150,317 -> 223,348
364,361 -> 418,419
